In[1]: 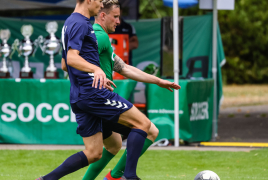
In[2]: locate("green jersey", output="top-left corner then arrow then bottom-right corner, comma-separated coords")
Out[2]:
93,23 -> 116,81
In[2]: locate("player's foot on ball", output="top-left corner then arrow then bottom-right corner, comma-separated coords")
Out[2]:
120,176 -> 141,180
35,177 -> 44,180
103,171 -> 121,180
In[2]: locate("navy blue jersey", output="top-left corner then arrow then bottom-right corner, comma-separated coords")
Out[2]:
61,13 -> 100,103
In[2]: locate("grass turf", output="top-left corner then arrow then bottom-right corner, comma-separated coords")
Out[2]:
0,148 -> 268,180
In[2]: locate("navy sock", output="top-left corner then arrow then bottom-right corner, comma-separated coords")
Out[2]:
43,151 -> 88,180
124,129 -> 147,179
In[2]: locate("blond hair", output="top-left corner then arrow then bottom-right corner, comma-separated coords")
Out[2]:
99,0 -> 120,14
102,0 -> 119,5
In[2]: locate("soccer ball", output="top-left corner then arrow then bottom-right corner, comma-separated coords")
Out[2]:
194,170 -> 220,180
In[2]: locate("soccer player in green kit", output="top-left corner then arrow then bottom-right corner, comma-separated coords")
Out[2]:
82,0 -> 181,180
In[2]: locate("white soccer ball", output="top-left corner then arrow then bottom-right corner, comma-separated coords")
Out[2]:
194,170 -> 220,180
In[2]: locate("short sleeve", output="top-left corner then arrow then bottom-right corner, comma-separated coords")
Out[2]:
109,45 -> 116,60
112,52 -> 116,59
61,49 -> 66,60
67,22 -> 88,52
96,31 -> 110,54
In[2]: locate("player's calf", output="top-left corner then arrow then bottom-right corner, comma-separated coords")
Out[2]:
118,107 -> 151,179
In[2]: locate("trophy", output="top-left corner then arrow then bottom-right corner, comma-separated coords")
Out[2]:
18,25 -> 36,78
0,29 -> 12,78
38,21 -> 61,79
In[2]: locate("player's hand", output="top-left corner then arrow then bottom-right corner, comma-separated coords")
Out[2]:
157,79 -> 181,92
92,67 -> 107,89
105,79 -> 117,91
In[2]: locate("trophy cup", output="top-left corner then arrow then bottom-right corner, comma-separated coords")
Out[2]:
18,25 -> 35,78
38,21 -> 61,79
0,29 -> 11,78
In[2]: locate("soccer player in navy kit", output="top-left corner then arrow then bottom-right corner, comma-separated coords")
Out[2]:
35,0 -> 153,180
36,0 -> 180,179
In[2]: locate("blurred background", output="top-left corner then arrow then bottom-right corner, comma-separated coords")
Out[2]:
0,0 -> 267,146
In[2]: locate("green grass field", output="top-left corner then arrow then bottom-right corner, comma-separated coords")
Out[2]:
0,148 -> 268,180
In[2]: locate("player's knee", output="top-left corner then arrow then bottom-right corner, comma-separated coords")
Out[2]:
151,127 -> 159,141
114,140 -> 122,154
147,124 -> 159,142
84,148 -> 103,163
134,117 -> 150,133
91,151 -> 103,163
155,127 -> 159,138
105,141 -> 122,155
106,145 -> 121,155
136,117 -> 151,133
143,118 -> 151,132
95,153 -> 103,162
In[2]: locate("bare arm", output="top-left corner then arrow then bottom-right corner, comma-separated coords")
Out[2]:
113,55 -> 181,92
67,49 -> 100,73
114,56 -> 159,84
61,58 -> 67,72
67,48 -> 106,89
129,36 -> 139,50
63,54 -> 116,91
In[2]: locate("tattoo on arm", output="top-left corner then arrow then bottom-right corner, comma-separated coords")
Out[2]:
113,55 -> 125,73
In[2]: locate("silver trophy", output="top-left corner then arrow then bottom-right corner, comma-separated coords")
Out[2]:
17,25 -> 35,78
0,29 -> 12,78
38,21 -> 61,79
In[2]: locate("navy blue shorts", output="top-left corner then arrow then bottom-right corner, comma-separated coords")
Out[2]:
71,89 -> 133,137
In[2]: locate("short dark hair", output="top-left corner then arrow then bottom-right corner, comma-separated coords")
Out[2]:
99,0 -> 120,14
77,0 -> 85,3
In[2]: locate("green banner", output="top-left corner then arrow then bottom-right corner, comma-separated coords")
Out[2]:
129,19 -> 161,68
146,79 -> 214,142
182,14 -> 225,132
0,79 -> 136,144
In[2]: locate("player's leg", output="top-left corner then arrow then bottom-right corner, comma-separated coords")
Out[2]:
38,132 -> 103,180
83,120 -> 124,180
82,131 -> 122,180
103,132 -> 122,154
109,122 -> 159,179
83,105 -> 151,180
82,132 -> 104,163
117,106 -> 151,132
117,106 -> 151,179
78,90 -> 150,180
82,119 -> 159,180
36,103 -> 104,180
147,122 -> 159,142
